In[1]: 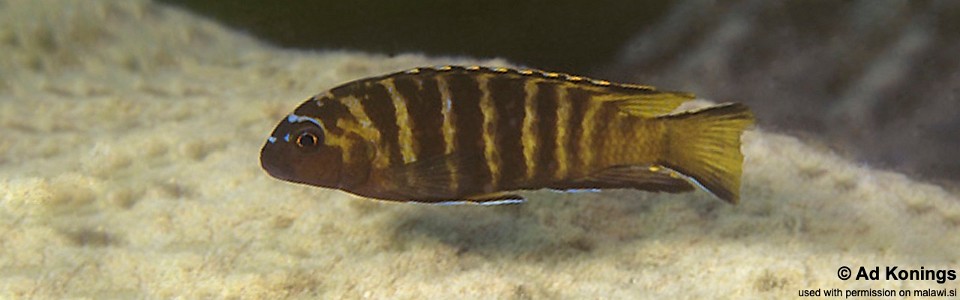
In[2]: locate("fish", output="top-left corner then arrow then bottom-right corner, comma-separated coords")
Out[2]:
260,66 -> 754,205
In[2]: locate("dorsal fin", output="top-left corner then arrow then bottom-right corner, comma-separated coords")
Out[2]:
602,91 -> 696,118
391,66 -> 684,99
426,66 -> 695,118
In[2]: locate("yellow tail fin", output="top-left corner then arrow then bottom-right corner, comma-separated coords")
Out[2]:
658,103 -> 754,204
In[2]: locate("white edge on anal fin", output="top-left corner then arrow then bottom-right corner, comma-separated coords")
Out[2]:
415,199 -> 527,206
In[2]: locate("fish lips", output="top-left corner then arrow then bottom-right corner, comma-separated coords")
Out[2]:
259,141 -> 299,183
260,139 -> 342,189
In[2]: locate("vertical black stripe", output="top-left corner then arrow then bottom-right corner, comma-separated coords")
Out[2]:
565,87 -> 590,174
534,82 -> 559,183
488,75 -> 527,189
329,82 -> 358,99
393,75 -> 445,160
291,97 -> 323,122
360,82 -> 403,167
313,97 -> 353,135
444,73 -> 489,195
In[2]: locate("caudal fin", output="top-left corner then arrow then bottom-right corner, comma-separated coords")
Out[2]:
658,103 -> 754,204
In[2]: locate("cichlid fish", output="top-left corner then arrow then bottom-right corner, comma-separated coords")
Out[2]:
260,66 -> 754,204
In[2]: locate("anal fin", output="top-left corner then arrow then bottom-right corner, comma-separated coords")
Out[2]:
569,164 -> 695,193
427,192 -> 526,206
464,192 -> 526,205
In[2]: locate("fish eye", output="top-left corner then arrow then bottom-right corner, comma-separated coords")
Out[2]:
294,129 -> 323,151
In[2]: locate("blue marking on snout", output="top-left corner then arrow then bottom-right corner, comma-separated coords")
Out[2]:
287,113 -> 325,129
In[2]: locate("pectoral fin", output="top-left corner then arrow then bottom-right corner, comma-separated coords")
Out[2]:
378,154 -> 460,201
381,153 -> 523,204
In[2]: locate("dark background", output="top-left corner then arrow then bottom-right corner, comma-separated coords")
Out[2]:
161,0 -> 960,189
157,0 -> 673,73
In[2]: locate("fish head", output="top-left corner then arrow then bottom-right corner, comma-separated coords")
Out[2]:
260,112 -> 344,189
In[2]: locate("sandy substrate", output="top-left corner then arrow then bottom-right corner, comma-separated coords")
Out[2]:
1,1 -> 958,299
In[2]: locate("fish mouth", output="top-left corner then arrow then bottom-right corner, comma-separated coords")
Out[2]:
260,143 -> 297,182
